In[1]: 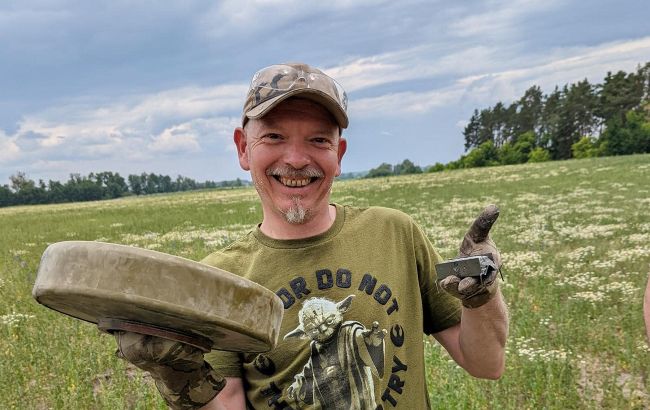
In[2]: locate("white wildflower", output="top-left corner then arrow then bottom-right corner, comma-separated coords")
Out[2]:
626,233 -> 650,244
1,312 -> 36,326
512,336 -> 568,362
637,341 -> 650,353
569,291 -> 606,302
564,246 -> 595,261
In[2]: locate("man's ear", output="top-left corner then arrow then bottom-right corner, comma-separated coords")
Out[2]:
335,136 -> 347,177
233,127 -> 250,171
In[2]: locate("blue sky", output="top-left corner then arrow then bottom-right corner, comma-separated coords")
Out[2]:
1,0 -> 649,184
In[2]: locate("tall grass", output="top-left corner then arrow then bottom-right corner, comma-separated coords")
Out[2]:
1,154 -> 648,408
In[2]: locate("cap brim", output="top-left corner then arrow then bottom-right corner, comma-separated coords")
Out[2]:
245,88 -> 349,129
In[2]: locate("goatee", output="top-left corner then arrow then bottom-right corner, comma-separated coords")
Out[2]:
283,196 -> 309,224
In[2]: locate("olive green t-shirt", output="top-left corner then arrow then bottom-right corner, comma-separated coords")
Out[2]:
202,204 -> 461,409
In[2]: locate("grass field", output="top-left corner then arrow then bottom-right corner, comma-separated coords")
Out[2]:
1,154 -> 649,409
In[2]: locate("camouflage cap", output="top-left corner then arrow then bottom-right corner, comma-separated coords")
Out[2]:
243,63 -> 349,129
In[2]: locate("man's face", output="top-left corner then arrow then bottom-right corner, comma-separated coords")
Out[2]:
234,98 -> 346,225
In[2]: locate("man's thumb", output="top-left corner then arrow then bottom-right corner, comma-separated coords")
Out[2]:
466,205 -> 500,242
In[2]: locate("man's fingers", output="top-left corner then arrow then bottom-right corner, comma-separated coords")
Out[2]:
440,275 -> 460,292
457,277 -> 478,293
467,204 -> 500,242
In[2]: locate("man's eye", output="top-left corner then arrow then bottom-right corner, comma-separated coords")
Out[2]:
312,137 -> 330,144
264,133 -> 283,140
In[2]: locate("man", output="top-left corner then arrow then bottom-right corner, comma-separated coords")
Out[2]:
116,63 -> 509,409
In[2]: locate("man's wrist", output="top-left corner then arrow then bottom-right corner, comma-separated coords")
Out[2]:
461,281 -> 499,309
155,363 -> 226,410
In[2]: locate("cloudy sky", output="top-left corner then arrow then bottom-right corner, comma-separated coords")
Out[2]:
1,0 -> 649,185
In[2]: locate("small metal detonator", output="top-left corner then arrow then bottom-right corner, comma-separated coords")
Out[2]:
435,255 -> 497,281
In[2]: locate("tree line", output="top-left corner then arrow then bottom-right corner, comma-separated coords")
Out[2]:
366,63 -> 649,177
4,63 -> 648,206
446,62 -> 650,169
0,171 -> 249,208
366,159 -> 422,178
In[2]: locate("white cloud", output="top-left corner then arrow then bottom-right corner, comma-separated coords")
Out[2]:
0,131 -> 20,163
351,87 -> 463,117
150,124 -> 201,154
199,0 -> 390,38
149,117 -> 239,154
449,0 -> 562,38
6,83 -> 246,165
457,36 -> 650,104
325,45 -> 501,93
347,36 -> 650,117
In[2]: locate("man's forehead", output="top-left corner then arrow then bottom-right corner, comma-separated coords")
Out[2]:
257,98 -> 338,128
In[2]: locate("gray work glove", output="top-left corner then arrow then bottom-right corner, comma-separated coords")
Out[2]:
115,331 -> 225,410
440,204 -> 502,309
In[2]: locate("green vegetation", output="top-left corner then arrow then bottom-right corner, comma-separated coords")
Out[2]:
0,171 -> 250,208
453,63 -> 650,170
363,63 -> 650,178
1,154 -> 649,408
366,159 -> 422,178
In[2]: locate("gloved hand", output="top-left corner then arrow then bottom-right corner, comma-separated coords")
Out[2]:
115,331 -> 225,410
440,204 -> 502,309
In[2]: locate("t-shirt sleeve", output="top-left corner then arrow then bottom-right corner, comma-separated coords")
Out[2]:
411,220 -> 462,334
205,350 -> 244,378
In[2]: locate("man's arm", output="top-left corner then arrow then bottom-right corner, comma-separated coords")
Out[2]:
643,275 -> 650,344
432,289 -> 508,379
436,205 -> 509,379
201,377 -> 246,410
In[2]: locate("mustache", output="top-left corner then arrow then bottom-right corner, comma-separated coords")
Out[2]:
266,165 -> 324,178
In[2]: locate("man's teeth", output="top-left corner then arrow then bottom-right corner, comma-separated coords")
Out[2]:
279,176 -> 311,187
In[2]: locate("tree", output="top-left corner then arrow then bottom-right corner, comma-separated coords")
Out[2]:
571,136 -> 603,159
94,171 -> 128,198
600,110 -> 650,155
128,174 -> 143,195
514,86 -> 544,137
160,175 -> 173,192
367,163 -> 393,178
463,110 -> 481,150
498,131 -> 536,165
9,172 -> 35,193
548,81 -> 598,160
426,163 -> 445,173
462,141 -> 499,168
393,159 -> 422,175
539,86 -> 562,150
597,70 -> 644,125
0,185 -> 15,207
528,147 -> 551,162
48,180 -> 67,203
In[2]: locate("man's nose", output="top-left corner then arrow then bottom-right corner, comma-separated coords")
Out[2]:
283,141 -> 310,169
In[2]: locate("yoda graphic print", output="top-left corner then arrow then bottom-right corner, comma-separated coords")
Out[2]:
283,295 -> 387,409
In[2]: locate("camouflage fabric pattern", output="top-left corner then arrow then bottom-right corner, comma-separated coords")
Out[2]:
440,205 -> 502,309
115,331 -> 225,410
243,63 -> 348,127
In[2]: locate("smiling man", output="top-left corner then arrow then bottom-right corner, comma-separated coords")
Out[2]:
234,94 -> 346,238
115,63 -> 509,410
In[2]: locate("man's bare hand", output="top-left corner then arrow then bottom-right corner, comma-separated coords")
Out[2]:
440,205 -> 502,308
